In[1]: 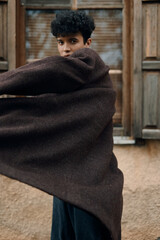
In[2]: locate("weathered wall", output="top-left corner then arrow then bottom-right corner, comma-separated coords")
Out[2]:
114,140 -> 160,240
0,140 -> 160,240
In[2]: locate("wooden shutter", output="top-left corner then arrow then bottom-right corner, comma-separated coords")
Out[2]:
0,0 -> 16,72
133,0 -> 160,139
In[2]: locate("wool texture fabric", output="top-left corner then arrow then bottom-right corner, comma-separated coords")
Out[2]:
0,48 -> 123,240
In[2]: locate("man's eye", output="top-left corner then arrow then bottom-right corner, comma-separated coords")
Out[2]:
71,39 -> 77,44
57,40 -> 63,45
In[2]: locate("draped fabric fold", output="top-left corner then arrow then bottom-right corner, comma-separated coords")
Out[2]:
0,48 -> 123,240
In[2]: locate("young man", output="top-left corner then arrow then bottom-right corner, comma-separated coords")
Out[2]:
49,10 -> 122,240
0,10 -> 123,240
50,10 -> 112,240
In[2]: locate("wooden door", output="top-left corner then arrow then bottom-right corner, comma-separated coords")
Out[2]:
133,0 -> 160,139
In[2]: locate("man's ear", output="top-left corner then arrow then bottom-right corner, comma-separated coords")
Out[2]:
85,38 -> 92,48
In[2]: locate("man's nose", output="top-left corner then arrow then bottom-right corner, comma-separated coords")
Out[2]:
63,43 -> 71,52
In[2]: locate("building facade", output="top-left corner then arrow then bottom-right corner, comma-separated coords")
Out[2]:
0,0 -> 160,239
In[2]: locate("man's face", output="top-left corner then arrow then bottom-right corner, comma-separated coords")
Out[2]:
57,32 -> 91,57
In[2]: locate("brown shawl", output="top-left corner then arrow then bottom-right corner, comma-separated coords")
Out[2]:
0,48 -> 123,240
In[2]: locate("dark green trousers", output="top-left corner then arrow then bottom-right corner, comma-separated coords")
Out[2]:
51,197 -> 111,240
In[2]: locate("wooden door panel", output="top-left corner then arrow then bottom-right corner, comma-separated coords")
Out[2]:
0,2 -> 8,72
143,72 -> 160,128
143,4 -> 159,59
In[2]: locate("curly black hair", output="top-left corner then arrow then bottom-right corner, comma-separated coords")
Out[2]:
51,10 -> 95,43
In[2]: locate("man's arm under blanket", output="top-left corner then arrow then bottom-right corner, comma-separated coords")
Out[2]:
0,48 -> 109,96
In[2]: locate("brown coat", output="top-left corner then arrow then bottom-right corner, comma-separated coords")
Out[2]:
0,48 -> 123,240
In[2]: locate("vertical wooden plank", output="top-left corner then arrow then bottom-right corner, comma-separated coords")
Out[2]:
72,0 -> 77,9
158,4 -> 160,58
16,0 -> 26,67
0,5 -> 3,59
143,4 -> 158,59
122,0 -> 132,135
147,4 -> 157,58
133,0 -> 143,138
3,3 -> 7,60
143,72 -> 158,128
158,72 -> 160,128
0,2 -> 7,64
142,4 -> 147,60
8,0 -> 16,70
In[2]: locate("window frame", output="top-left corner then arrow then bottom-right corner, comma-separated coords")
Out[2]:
16,0 -> 133,141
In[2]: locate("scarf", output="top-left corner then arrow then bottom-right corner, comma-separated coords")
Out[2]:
0,48 -> 123,240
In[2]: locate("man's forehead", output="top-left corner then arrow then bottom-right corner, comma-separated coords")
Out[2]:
57,32 -> 82,39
